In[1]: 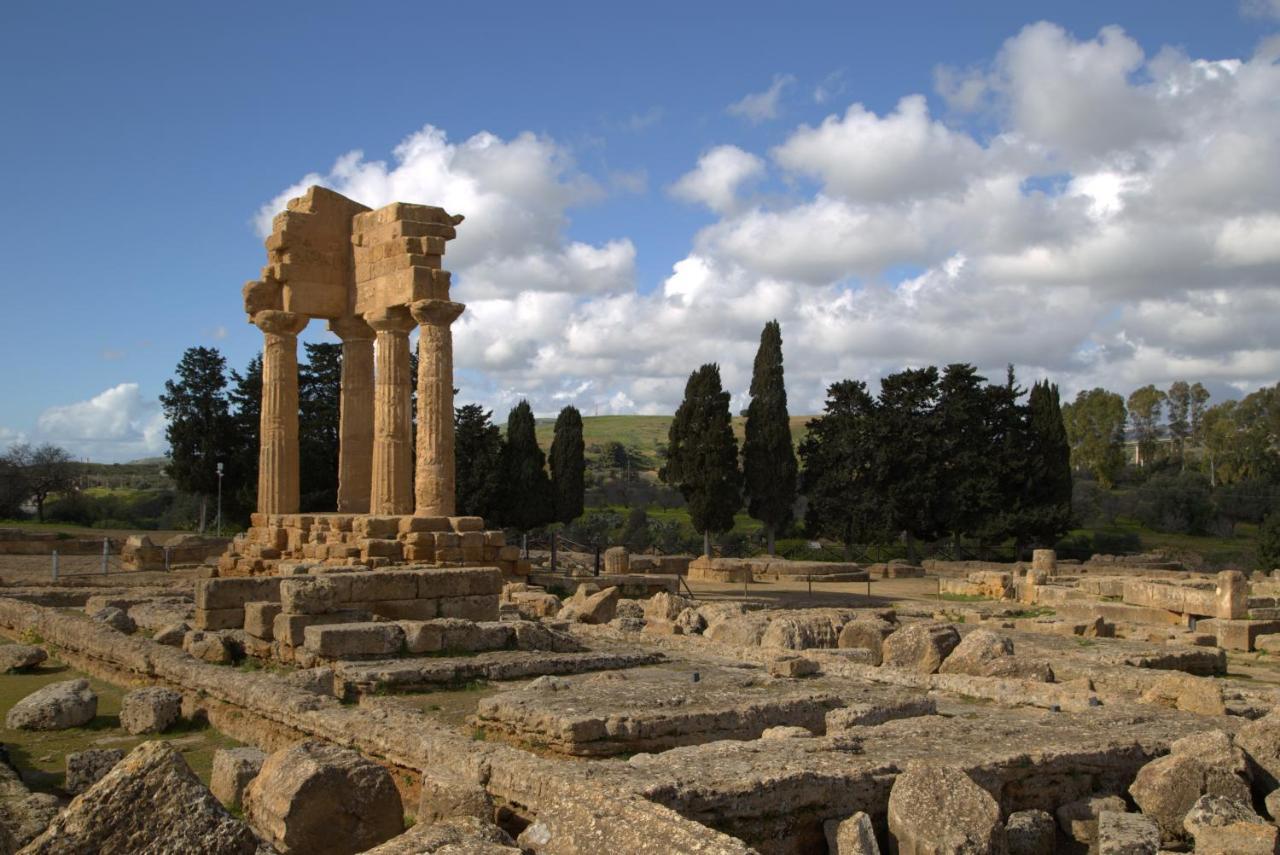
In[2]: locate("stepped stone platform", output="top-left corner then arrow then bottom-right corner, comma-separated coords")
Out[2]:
218,512 -> 532,577
687,556 -> 869,584
473,664 -> 931,756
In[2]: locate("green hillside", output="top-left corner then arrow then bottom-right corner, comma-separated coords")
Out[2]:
533,414 -> 814,471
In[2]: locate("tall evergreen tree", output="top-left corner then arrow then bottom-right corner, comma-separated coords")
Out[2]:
935,364 -> 1000,543
1020,380 -> 1073,546
798,380 -> 883,554
742,320 -> 797,555
227,354 -> 262,521
500,400 -> 554,533
660,364 -> 741,556
454,403 -> 504,520
875,367 -> 945,558
159,346 -> 233,531
298,343 -> 342,511
549,405 -> 585,525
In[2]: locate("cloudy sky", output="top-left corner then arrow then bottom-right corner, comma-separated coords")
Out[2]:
2,2 -> 1279,462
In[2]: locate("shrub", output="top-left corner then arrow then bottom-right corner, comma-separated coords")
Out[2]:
1260,513 -> 1280,572
1134,472 -> 1214,535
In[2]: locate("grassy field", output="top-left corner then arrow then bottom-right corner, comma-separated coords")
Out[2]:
534,414 -> 814,471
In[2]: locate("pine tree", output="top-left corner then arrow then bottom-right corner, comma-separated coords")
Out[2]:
742,320 -> 797,554
660,364 -> 741,556
500,400 -> 554,533
298,343 -> 342,511
454,403 -> 504,520
549,405 -> 585,525
159,347 -> 233,531
1021,380 -> 1073,546
798,380 -> 882,555
226,354 -> 262,522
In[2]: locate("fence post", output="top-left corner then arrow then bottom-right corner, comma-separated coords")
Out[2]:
164,546 -> 171,572
593,544 -> 600,577
52,550 -> 59,581
550,532 -> 558,574
101,538 -> 109,575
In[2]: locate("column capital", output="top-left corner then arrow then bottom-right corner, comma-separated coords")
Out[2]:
410,299 -> 465,327
327,315 -> 375,342
252,310 -> 308,337
364,306 -> 416,334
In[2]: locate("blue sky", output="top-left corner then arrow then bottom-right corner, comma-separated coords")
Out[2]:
2,1 -> 1278,460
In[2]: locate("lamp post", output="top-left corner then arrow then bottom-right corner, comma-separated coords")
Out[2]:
216,461 -> 224,537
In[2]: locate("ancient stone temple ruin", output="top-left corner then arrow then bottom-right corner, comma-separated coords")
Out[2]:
218,187 -> 521,578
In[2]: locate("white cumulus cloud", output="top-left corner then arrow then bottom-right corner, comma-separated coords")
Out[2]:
727,74 -> 795,123
669,145 -> 766,214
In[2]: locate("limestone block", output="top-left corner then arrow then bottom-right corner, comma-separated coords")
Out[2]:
417,771 -> 494,825
450,516 -> 484,532
1031,549 -> 1057,573
434,532 -> 461,548
403,544 -> 435,562
1216,570 -> 1249,620
5,679 -> 97,730
1097,811 -> 1159,855
24,741 -> 259,854
1238,709 -> 1280,791
1183,795 -> 1277,854
0,643 -> 47,672
558,585 -> 619,624
210,747 -> 266,809
417,567 -> 503,598
400,515 -> 450,533
509,591 -> 562,619
303,623 -> 405,659
243,740 -> 403,854
273,611 -> 373,648
365,598 -> 439,621
195,577 -> 281,610
153,622 -> 189,646
1004,809 -> 1054,855
1056,794 -> 1126,844
497,545 -> 520,561
438,595 -> 500,621
65,748 -> 124,795
484,530 -> 506,547
348,572 -> 419,602
887,763 -> 1004,854
119,687 -> 182,734
938,629 -> 1014,676
194,607 -> 244,631
183,631 -> 232,664
824,697 -> 937,731
280,577 -> 343,615
823,811 -> 880,855
244,601 -> 282,640
1130,737 -> 1252,842
881,623 -> 961,674
361,538 -> 403,561
355,515 -> 401,539
1139,672 -> 1227,715
836,619 -> 895,665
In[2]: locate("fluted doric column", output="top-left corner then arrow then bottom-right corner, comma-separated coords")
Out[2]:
328,316 -> 375,514
366,307 -> 416,515
409,299 -> 466,517
253,310 -> 308,515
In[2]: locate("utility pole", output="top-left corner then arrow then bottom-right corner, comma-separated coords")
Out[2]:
216,461 -> 224,537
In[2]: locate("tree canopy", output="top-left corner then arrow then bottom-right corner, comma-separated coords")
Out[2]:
549,405 -> 585,525
742,320 -> 797,554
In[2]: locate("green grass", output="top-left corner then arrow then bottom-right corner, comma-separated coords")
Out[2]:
0,644 -> 241,792
1069,516 -> 1259,568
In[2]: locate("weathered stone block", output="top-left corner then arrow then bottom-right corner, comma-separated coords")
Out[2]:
303,623 -> 404,659
120,687 -> 182,734
347,572 -> 418,603
194,607 -> 244,631
65,748 -> 124,795
210,747 -> 265,809
438,594 -> 500,621
365,598 -> 438,621
416,567 -> 503,599
273,611 -> 371,647
243,601 -> 282,640
280,577 -> 344,615
450,516 -> 484,532
400,515 -> 450,533
195,577 -> 281,611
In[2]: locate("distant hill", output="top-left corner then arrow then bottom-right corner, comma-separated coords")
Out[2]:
533,414 -> 814,473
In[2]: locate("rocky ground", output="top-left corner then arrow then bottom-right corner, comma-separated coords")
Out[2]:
2,559 -> 1280,854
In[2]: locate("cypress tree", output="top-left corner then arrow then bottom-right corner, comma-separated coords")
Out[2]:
298,342 -> 342,512
1021,380 -> 1073,546
454,403 -> 504,520
742,320 -> 797,555
227,354 -> 263,522
159,346 -> 234,531
500,400 -> 554,533
549,405 -> 585,525
660,364 -> 741,556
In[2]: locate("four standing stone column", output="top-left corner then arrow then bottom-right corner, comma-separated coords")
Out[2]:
366,307 -> 416,515
252,310 -> 308,515
328,316 -> 376,514
409,299 -> 466,516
